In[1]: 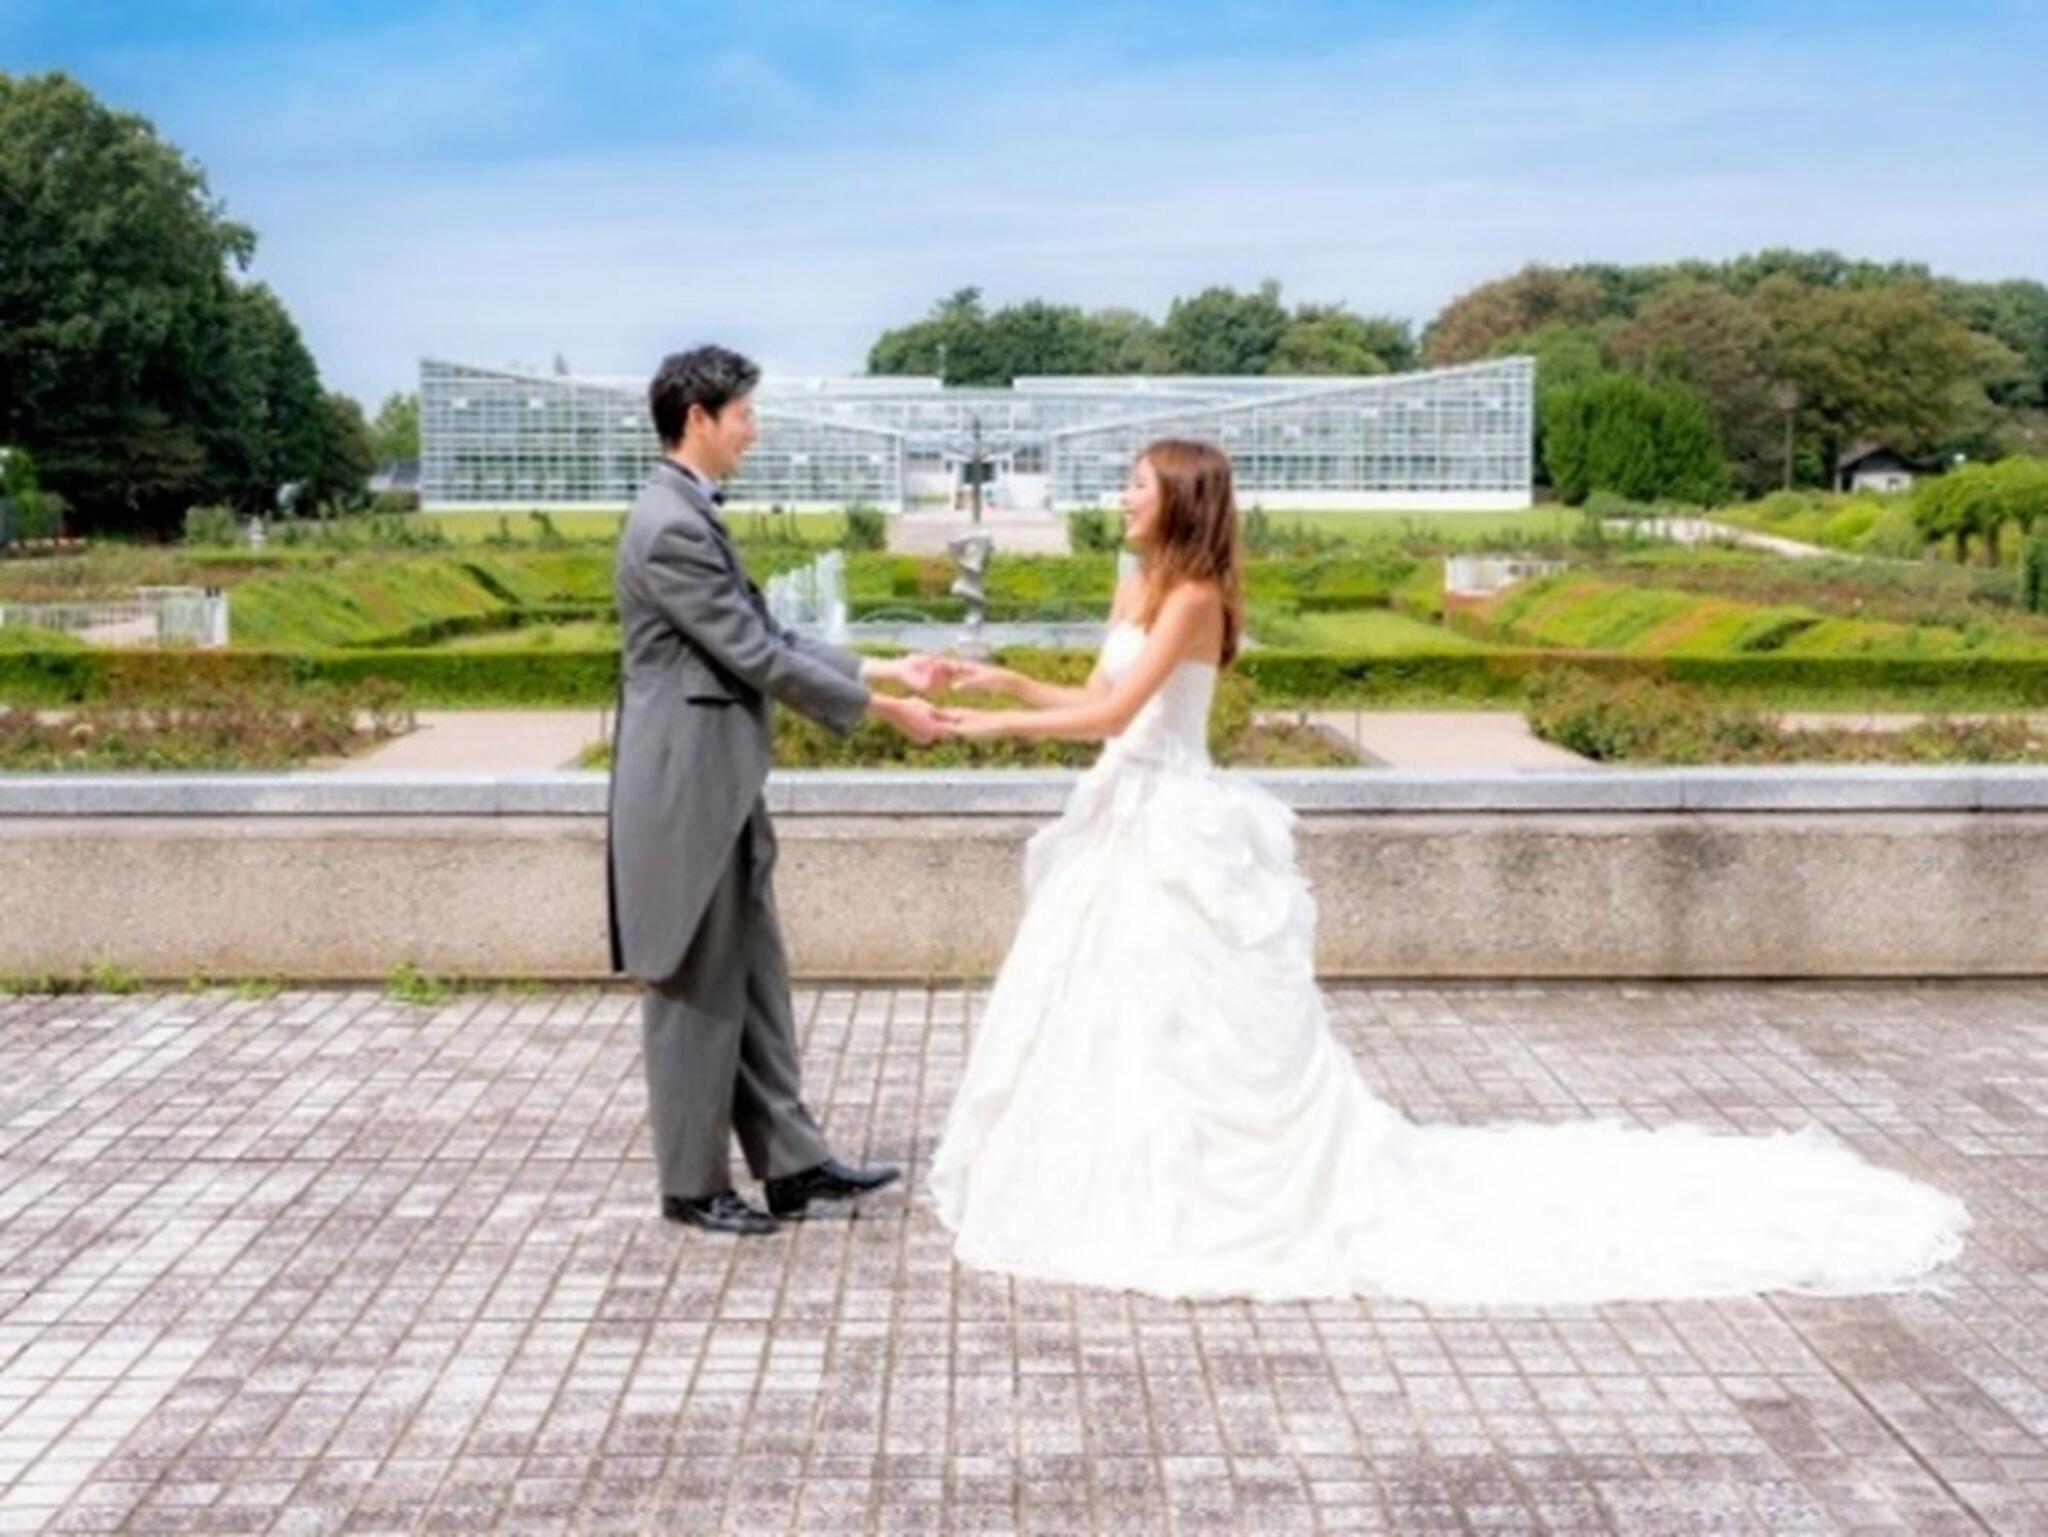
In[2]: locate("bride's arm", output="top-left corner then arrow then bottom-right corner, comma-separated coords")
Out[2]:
948,574 -> 1134,709
946,585 -> 1215,743
958,664 -> 1095,711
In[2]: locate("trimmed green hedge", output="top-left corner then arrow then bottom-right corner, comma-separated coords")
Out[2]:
18,638 -> 2048,710
1239,647 -> 2048,706
352,603 -> 613,649
840,551 -> 1425,622
0,647 -> 619,706
0,625 -> 84,652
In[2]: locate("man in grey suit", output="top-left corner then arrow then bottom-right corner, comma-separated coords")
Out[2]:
608,345 -> 951,1236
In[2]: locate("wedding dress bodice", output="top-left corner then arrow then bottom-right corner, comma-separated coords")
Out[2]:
1098,619 -> 1217,769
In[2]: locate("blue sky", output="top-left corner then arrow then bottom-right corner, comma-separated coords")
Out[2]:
5,1 -> 2045,405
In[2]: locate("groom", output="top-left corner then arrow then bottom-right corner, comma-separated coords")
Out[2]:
608,344 -> 949,1236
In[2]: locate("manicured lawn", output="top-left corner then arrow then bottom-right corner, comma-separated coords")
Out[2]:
1287,609 -> 1496,653
1483,573 -> 2048,660
439,620 -> 619,651
1248,508 -> 1578,544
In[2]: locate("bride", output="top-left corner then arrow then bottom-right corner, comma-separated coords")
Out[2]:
920,438 -> 1969,1306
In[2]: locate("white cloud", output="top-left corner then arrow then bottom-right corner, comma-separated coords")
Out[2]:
168,7 -> 2048,402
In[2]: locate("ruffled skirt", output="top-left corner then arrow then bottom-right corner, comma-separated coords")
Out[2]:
923,749 -> 1970,1305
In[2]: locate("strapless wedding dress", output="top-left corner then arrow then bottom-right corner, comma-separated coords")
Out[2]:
924,621 -> 1969,1304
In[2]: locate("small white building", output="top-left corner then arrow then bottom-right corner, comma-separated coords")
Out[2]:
1835,443 -> 1922,494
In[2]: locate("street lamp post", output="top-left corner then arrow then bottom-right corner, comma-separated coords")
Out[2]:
968,412 -> 985,526
1771,382 -> 1801,491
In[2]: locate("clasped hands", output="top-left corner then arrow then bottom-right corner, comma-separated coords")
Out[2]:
860,654 -> 1012,745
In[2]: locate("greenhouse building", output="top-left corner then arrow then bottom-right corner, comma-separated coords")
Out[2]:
418,356 -> 1533,513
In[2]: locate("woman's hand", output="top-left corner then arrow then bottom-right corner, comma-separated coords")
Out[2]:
864,654 -> 950,695
934,706 -> 1014,740
933,658 -> 1013,696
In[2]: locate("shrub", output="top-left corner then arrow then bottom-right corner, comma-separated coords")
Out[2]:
840,504 -> 888,552
1542,371 -> 1732,506
1820,500 -> 1881,548
1859,502 -> 1926,558
1526,671 -> 1731,762
1,447 -> 66,542
1584,488 -> 1652,521
2025,530 -> 2048,615
1066,508 -> 1122,553
1239,506 -> 1347,557
1756,489 -> 1819,524
1525,669 -> 2048,764
10,488 -> 68,541
728,506 -> 810,547
0,673 -> 409,770
182,504 -> 243,546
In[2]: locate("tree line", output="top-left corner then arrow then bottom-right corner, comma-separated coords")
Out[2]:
867,283 -> 1420,383
870,256 -> 2047,506
9,68 -> 2047,534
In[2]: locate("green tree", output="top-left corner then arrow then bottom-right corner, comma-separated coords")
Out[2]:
227,282 -> 327,505
867,287 -> 1002,383
1915,456 -> 2048,564
0,73 -> 258,529
0,445 -> 70,542
370,391 -> 420,463
1935,277 -> 2048,408
1753,276 -> 1981,484
1090,308 -> 1169,373
1542,371 -> 1729,505
1493,323 -> 1607,491
0,72 -> 349,533
1161,281 -> 1290,374
1422,264 -> 1609,365
305,392 -> 375,510
982,301 -> 1107,378
1269,307 -> 1406,375
1610,281 -> 1781,493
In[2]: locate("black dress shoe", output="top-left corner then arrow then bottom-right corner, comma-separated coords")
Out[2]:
765,1158 -> 903,1218
661,1190 -> 779,1236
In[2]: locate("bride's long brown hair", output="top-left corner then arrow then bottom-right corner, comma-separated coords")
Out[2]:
1132,438 -> 1247,667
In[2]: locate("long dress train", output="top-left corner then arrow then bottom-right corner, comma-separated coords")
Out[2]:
925,621 -> 1969,1305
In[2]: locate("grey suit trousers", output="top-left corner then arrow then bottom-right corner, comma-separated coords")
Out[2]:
640,796 -> 831,1199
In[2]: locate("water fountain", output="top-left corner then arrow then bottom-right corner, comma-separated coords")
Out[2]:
766,541 -> 1108,655
764,548 -> 849,643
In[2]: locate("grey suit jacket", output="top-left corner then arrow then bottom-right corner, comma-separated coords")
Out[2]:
606,459 -> 871,979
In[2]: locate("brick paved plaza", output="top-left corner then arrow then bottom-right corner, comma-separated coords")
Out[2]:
0,980 -> 2043,1534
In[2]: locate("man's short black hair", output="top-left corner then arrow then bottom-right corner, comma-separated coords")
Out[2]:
649,345 -> 761,447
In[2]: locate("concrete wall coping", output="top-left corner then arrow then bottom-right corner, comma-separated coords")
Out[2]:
4,766 -> 2048,816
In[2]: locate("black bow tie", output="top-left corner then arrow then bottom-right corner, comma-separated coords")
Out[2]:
710,488 -> 726,506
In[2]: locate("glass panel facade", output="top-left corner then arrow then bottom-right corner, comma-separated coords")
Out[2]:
1048,360 -> 1534,505
419,357 -> 1533,510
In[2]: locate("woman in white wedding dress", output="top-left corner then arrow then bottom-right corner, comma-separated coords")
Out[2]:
922,439 -> 1969,1307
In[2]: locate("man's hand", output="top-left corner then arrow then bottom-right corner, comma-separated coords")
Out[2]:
861,654 -> 953,696
867,692 -> 950,745
896,653 -> 954,695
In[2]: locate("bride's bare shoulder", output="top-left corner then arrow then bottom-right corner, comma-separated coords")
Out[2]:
1160,578 -> 1225,623
1160,580 -> 1226,665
